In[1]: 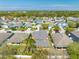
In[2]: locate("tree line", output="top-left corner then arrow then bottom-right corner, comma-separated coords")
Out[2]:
0,11 -> 79,17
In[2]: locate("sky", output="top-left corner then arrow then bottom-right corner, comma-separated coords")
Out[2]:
0,0 -> 79,10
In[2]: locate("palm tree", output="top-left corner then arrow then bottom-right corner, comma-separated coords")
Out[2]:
22,33 -> 36,55
32,49 -> 48,59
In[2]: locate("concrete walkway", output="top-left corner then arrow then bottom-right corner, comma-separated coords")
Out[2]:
14,55 -> 69,59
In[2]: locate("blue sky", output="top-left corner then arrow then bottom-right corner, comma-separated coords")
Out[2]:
0,0 -> 79,10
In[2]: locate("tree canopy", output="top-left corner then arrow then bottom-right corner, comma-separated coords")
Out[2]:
1,11 -> 79,17
67,42 -> 79,59
32,49 -> 48,59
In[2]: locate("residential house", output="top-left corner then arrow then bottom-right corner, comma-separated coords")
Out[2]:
70,31 -> 79,42
7,32 -> 29,44
67,17 -> 79,22
33,19 -> 43,24
51,33 -> 73,48
32,30 -> 49,48
0,33 -> 12,45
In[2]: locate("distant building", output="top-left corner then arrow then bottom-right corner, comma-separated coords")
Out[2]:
70,31 -> 79,42
58,22 -> 68,28
24,22 -> 32,28
1,25 -> 8,28
67,17 -> 79,22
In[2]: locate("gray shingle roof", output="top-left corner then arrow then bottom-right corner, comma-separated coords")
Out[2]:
71,31 -> 79,39
32,30 -> 48,39
0,33 -> 12,44
32,30 -> 49,47
7,33 -> 29,43
33,20 -> 43,24
51,33 -> 73,48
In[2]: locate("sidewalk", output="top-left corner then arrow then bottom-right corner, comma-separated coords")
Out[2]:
14,55 -> 69,59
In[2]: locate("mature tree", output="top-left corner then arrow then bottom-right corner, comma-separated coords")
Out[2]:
65,27 -> 75,34
68,21 -> 77,28
17,27 -> 28,31
10,28 -> 17,31
76,22 -> 79,28
42,23 -> 49,30
32,49 -> 48,59
67,42 -> 79,59
53,25 -> 60,33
